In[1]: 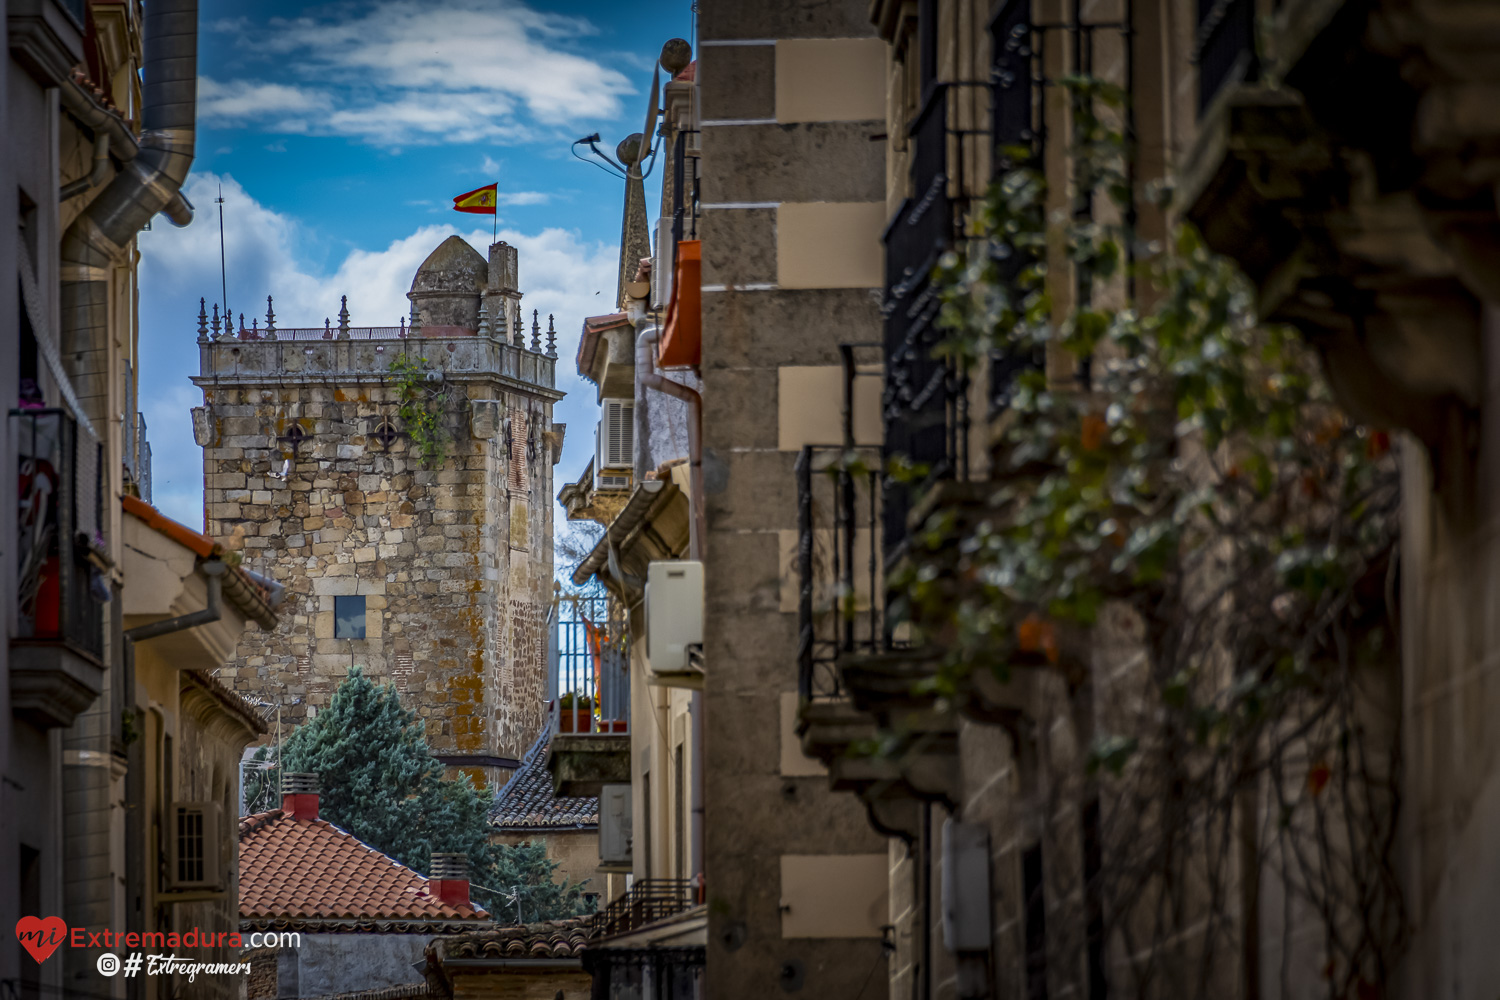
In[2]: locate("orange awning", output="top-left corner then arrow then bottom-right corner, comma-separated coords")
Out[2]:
659,240 -> 700,368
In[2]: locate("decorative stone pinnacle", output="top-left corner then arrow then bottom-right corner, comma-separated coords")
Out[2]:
546,314 -> 557,358
338,295 -> 351,338
399,316 -> 407,338
238,313 -> 245,336
197,298 -> 209,343
512,312 -> 524,347
324,318 -> 332,339
211,302 -> 222,340
531,309 -> 541,352
476,301 -> 491,338
265,296 -> 277,340
252,316 -> 259,336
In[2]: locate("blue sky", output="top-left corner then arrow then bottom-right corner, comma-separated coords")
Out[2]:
138,0 -> 684,555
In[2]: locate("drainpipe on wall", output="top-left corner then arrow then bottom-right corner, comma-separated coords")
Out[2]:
635,323 -> 707,893
59,0 -> 199,980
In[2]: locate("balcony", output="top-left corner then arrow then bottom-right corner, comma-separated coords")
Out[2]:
546,582 -> 630,797
794,441 -> 960,840
1177,0 -> 1498,465
11,408 -> 107,728
583,878 -> 706,997
591,879 -> 696,939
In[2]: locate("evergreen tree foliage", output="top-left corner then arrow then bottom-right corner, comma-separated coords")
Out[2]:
275,666 -> 591,922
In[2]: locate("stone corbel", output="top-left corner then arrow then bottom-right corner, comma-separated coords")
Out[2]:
191,406 -> 214,447
469,400 -> 498,440
544,423 -> 567,465
1296,284 -> 1479,456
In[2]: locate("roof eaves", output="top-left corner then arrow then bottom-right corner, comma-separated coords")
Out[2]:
572,480 -> 676,586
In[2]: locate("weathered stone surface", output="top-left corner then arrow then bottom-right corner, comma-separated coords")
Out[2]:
193,243 -> 565,786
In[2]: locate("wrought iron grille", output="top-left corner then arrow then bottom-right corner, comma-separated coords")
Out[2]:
797,445 -> 884,702
1196,0 -> 1256,113
550,579 -> 629,735
883,2 -> 1133,561
671,129 -> 701,245
581,944 -> 706,1000
590,879 -> 696,938
12,408 -> 104,660
882,83 -> 970,566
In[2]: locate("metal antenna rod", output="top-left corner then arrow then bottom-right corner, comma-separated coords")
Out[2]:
216,184 -> 229,328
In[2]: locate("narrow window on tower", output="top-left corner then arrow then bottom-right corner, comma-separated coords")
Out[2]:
334,595 -> 366,639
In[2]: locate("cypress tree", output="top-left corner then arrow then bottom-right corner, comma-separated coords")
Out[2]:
276,665 -> 590,921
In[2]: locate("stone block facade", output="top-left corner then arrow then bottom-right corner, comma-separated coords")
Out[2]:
192,239 -> 564,786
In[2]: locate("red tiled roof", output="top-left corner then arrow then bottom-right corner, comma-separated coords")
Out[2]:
123,494 -> 217,557
239,810 -> 488,930
577,312 -> 633,379
488,733 -> 597,830
121,495 -> 279,628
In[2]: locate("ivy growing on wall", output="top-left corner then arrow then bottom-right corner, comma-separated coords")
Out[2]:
875,78 -> 1405,996
387,353 -> 450,465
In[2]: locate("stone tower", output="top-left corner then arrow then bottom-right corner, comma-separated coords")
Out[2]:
191,238 -> 564,787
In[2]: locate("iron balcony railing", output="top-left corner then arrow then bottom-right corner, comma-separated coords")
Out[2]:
591,878 -> 697,938
12,408 -> 104,661
796,444 -> 884,702
549,580 -> 629,736
1195,0 -> 1256,112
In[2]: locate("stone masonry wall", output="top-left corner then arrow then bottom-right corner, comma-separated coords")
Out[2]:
198,378 -> 554,780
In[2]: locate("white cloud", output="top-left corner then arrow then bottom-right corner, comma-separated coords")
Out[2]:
499,191 -> 549,206
200,0 -> 635,147
199,78 -> 330,119
137,172 -> 618,528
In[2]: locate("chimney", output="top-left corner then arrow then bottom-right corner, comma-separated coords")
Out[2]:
281,772 -> 319,821
428,853 -> 471,908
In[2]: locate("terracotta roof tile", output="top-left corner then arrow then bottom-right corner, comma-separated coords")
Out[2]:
239,810 -> 488,930
427,917 -> 594,963
489,733 -> 598,830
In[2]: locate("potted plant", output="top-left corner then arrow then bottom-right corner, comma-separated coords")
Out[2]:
558,693 -> 594,733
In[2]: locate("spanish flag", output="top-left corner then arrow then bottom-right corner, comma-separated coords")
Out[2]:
452,183 -> 498,215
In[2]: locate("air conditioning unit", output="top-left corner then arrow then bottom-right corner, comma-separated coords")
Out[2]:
644,561 -> 703,683
598,398 -> 634,468
167,802 -> 223,890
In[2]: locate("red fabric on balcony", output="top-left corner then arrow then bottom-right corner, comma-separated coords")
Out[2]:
659,240 -> 701,368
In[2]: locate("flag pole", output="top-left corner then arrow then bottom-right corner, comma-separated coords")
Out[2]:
493,184 -> 497,243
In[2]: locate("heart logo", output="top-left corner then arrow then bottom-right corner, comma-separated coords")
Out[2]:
15,916 -> 67,964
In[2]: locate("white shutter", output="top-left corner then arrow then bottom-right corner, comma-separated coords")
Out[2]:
600,399 -> 634,469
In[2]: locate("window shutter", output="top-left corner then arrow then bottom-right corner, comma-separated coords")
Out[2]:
167,802 -> 222,889
600,399 -> 634,468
